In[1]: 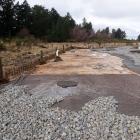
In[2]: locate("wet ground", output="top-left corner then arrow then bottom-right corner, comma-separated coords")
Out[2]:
20,46 -> 140,116
96,46 -> 140,74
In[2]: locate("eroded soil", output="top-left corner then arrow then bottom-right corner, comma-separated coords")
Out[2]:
20,48 -> 140,116
34,49 -> 133,75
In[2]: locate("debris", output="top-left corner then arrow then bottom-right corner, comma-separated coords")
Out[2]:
54,56 -> 63,62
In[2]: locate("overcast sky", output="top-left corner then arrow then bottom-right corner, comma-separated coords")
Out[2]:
19,0 -> 140,39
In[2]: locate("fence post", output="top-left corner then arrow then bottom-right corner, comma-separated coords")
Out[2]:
52,44 -> 53,51
0,57 -> 3,81
40,50 -> 46,65
63,45 -> 65,53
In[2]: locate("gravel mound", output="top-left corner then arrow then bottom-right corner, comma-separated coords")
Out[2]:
0,85 -> 140,140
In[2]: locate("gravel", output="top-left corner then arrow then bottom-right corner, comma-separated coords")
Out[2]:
0,85 -> 140,140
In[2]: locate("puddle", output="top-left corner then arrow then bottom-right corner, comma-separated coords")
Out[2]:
96,46 -> 140,74
57,81 -> 78,88
130,49 -> 140,53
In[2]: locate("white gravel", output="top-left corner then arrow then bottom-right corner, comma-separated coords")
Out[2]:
0,85 -> 140,140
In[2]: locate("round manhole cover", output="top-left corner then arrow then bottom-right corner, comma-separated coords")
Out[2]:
57,81 -> 78,88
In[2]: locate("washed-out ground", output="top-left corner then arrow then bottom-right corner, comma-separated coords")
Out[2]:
20,47 -> 140,116
1,46 -> 140,139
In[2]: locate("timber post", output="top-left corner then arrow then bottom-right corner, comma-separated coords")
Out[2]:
40,50 -> 45,65
63,45 -> 65,53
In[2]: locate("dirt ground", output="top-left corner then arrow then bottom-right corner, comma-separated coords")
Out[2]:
21,49 -> 140,116
34,49 -> 134,75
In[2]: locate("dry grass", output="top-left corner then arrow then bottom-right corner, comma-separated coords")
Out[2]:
0,40 -> 138,67
0,40 -> 71,67
0,45 -> 47,65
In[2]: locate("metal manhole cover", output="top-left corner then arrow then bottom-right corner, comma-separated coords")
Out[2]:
57,81 -> 78,88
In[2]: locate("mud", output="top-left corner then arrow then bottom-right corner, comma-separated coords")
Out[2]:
20,74 -> 140,116
96,46 -> 140,74
57,81 -> 78,88
18,47 -> 140,116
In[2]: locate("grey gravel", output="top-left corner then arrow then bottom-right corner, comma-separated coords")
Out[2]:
0,85 -> 140,140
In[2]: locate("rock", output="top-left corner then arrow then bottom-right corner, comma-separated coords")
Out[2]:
0,85 -> 140,140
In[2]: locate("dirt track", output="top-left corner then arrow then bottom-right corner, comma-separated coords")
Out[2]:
21,48 -> 140,116
34,49 -> 133,75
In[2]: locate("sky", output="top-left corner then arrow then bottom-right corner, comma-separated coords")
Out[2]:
19,0 -> 140,39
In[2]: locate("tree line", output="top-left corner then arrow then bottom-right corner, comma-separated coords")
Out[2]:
0,0 -> 129,42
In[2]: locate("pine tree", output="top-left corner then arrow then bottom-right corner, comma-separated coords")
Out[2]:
31,5 -> 49,37
0,0 -> 16,36
15,0 -> 32,32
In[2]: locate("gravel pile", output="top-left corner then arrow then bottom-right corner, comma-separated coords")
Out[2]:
0,85 -> 140,140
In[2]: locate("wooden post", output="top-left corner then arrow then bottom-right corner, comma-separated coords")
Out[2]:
54,48 -> 62,62
0,57 -> 3,81
40,50 -> 43,60
40,50 -> 45,65
63,45 -> 65,53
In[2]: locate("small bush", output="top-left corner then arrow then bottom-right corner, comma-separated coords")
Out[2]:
16,39 -> 23,47
0,40 -> 6,51
38,44 -> 46,48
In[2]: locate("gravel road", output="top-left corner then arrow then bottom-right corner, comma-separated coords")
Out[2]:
0,85 -> 140,140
